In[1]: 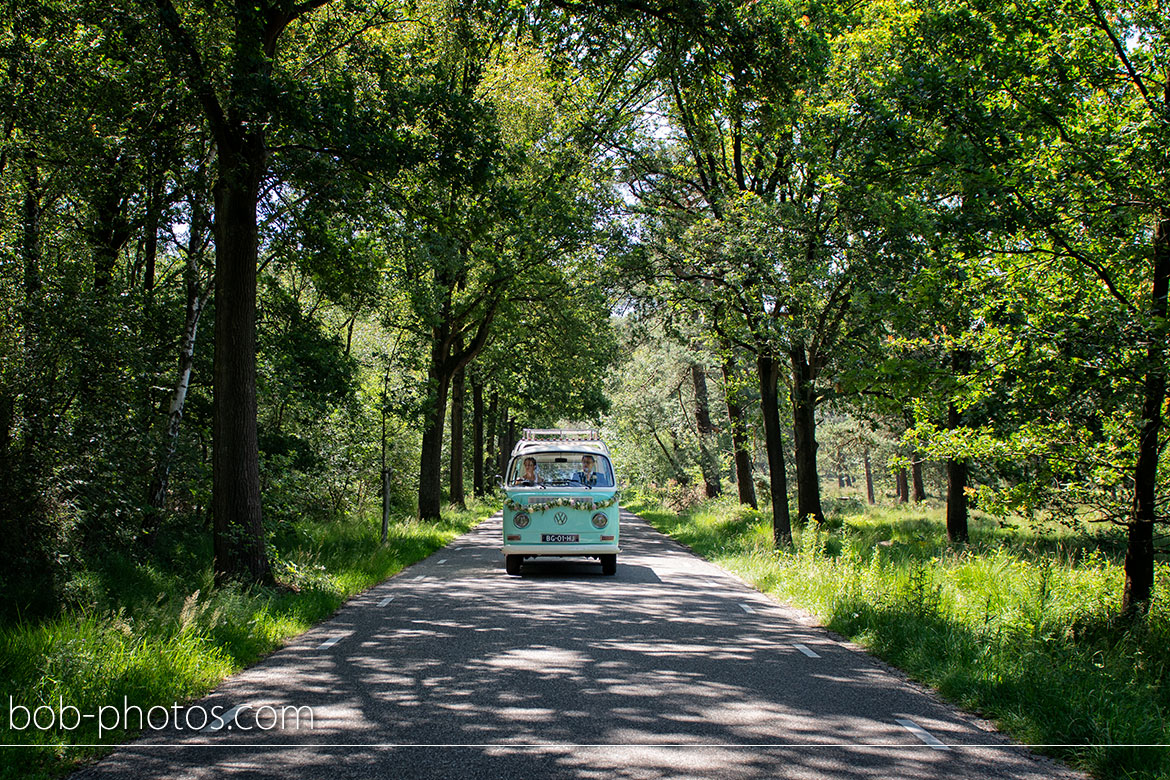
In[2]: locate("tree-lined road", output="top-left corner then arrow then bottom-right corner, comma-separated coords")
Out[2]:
75,511 -> 1081,779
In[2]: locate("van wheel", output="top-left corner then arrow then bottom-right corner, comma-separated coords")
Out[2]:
600,554 -> 617,576
505,555 -> 522,576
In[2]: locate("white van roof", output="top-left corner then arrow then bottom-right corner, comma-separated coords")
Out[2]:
509,429 -> 611,459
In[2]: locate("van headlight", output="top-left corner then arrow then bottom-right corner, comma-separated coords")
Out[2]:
513,512 -> 530,529
591,512 -> 608,529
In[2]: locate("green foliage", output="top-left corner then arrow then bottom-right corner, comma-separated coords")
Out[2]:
873,0 -> 1170,538
0,502 -> 492,780
603,321 -> 728,486
636,494 -> 1169,780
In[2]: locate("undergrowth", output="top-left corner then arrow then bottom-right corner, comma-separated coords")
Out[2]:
0,500 -> 493,779
628,490 -> 1168,780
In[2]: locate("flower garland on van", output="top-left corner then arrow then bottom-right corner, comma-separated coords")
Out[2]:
505,494 -> 620,513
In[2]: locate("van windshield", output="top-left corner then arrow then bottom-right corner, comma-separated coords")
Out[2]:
510,452 -> 614,488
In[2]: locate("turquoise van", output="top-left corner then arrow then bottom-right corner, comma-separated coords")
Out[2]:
502,429 -> 619,576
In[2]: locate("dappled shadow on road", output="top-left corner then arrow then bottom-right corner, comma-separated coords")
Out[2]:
82,742 -> 1054,780
73,511 -> 1079,780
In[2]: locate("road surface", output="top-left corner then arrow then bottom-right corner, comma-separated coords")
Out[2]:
74,510 -> 1082,779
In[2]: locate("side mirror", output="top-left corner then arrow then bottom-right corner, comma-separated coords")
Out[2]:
495,474 -> 504,489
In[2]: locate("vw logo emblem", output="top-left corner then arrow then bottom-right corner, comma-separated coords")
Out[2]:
554,511 -> 568,526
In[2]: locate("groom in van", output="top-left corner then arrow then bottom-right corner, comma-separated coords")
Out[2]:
574,455 -> 599,487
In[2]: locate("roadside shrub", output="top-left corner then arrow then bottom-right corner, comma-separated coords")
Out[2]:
661,479 -> 706,513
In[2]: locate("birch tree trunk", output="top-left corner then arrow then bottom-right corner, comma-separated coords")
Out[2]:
146,210 -> 210,527
145,291 -> 209,513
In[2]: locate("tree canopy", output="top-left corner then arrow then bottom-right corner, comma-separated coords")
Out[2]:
1,0 -> 1167,619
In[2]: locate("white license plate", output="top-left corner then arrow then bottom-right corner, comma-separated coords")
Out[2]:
541,534 -> 579,543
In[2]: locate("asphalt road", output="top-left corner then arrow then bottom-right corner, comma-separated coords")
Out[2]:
73,510 -> 1084,779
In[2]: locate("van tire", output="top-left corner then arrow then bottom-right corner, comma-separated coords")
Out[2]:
600,554 -> 617,576
505,555 -> 522,576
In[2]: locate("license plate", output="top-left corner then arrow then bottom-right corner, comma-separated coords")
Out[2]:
541,534 -> 579,543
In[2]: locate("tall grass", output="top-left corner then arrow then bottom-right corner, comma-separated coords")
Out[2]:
0,501 -> 493,779
629,492 -> 1170,780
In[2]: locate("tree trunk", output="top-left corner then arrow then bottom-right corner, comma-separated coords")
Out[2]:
418,330 -> 452,521
471,374 -> 484,497
945,349 -> 971,544
90,152 -> 131,293
381,359 -> 391,543
1123,206 -> 1169,613
863,447 -> 875,504
912,457 -> 927,502
691,362 -> 721,497
945,451 -> 968,543
651,427 -> 690,484
154,0 -> 317,586
721,350 -> 757,508
497,405 -> 511,478
18,161 -> 44,455
504,418 -> 516,472
726,400 -> 757,509
449,354 -> 466,511
757,353 -> 792,546
2,158 -> 56,617
896,468 -> 908,503
211,134 -> 272,586
20,159 -> 45,452
485,389 -> 498,484
415,284 -> 497,520
143,173 -> 161,293
497,408 -> 514,478
790,346 -> 824,524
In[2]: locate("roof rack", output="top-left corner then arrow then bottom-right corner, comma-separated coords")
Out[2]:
521,428 -> 600,442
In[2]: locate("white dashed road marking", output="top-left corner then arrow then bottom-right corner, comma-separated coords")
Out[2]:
739,603 -> 755,613
202,704 -> 245,733
318,634 -> 347,650
378,596 -> 395,607
438,559 -> 447,564
793,643 -> 821,658
896,718 -> 950,750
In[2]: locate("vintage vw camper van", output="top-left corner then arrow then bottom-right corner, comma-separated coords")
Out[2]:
502,429 -> 619,576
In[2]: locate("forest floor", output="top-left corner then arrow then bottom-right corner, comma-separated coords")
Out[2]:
628,489 -> 1169,780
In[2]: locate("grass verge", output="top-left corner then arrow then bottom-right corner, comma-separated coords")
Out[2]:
0,500 -> 494,780
627,491 -> 1169,780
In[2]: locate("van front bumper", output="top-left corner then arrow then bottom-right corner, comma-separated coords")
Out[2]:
502,544 -> 620,556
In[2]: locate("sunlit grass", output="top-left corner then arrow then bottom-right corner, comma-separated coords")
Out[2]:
0,499 -> 494,780
629,492 -> 1168,780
